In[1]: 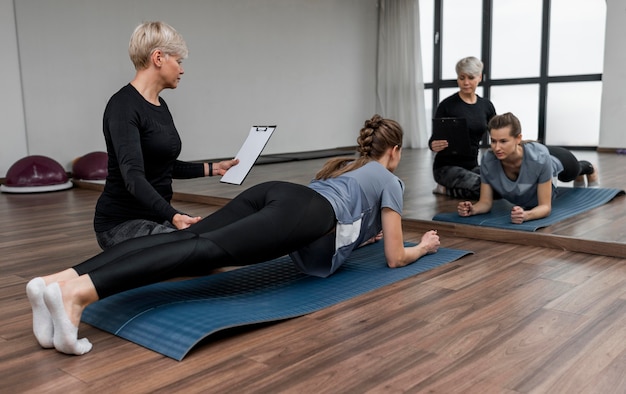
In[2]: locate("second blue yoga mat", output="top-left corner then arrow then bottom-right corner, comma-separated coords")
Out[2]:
432,187 -> 624,231
82,242 -> 472,360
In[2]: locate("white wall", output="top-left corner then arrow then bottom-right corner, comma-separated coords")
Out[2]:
0,0 -> 28,175
3,1 -> 624,177
2,0 -> 377,176
599,0 -> 626,149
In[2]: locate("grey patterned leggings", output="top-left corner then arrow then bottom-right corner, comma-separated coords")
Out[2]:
96,219 -> 176,250
433,165 -> 481,199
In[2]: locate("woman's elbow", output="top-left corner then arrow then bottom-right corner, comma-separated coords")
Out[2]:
386,260 -> 399,269
385,255 -> 406,269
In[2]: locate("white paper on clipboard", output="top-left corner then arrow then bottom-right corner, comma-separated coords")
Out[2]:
220,125 -> 276,185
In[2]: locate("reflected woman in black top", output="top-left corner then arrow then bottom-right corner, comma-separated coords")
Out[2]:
429,56 -> 496,199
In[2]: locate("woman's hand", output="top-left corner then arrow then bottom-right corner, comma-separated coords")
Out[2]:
510,206 -> 526,223
457,201 -> 474,217
430,139 -> 449,153
510,181 -> 552,224
419,230 -> 440,254
213,158 -> 240,176
172,213 -> 202,230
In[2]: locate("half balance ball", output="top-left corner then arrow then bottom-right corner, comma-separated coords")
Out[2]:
72,151 -> 108,181
1,155 -> 73,193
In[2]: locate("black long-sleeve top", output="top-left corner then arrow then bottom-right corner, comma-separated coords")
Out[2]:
429,92 -> 496,170
94,84 -> 204,233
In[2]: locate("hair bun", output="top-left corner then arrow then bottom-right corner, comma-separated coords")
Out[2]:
365,114 -> 383,130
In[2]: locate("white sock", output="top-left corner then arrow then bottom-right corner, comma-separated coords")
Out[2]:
43,282 -> 92,355
26,277 -> 54,348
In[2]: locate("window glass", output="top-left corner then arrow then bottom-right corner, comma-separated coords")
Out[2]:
419,0 -> 434,83
490,85 -> 540,141
441,0 -> 482,80
491,0 -> 543,79
545,82 -> 602,146
549,0 -> 606,76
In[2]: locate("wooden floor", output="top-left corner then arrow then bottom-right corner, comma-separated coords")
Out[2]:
1,149 -> 626,393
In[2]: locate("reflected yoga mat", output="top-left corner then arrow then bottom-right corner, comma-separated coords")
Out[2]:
82,242 -> 472,360
432,187 -> 624,232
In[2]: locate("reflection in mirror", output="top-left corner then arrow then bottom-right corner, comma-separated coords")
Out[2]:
546,82 -> 602,146
491,0 -> 542,79
441,0 -> 482,80
549,0 -> 606,76
490,84 -> 540,142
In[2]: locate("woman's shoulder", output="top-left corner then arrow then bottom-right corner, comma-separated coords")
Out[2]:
110,83 -> 135,98
475,95 -> 496,112
368,162 -> 404,189
106,84 -> 139,107
439,92 -> 461,105
106,84 -> 168,113
524,141 -> 549,154
481,149 -> 499,170
476,95 -> 493,105
353,161 -> 387,177
364,160 -> 395,175
351,162 -> 401,183
523,142 -> 551,161
434,93 -> 461,117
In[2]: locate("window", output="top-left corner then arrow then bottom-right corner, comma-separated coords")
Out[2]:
441,0 -> 482,80
491,84 -> 540,141
549,0 -> 606,76
546,81 -> 602,146
491,0 -> 542,79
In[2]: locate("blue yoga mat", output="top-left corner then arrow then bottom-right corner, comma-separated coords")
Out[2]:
82,242 -> 472,360
432,187 -> 624,231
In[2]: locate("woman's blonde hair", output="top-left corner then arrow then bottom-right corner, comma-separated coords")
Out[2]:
128,21 -> 188,70
314,114 -> 403,180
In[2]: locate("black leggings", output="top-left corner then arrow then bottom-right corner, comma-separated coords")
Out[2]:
547,146 -> 594,182
74,181 -> 336,299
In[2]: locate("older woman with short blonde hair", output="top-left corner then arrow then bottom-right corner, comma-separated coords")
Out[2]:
429,56 -> 496,199
93,22 -> 238,250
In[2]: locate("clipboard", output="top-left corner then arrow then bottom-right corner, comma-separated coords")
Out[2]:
220,125 -> 277,185
432,118 -> 471,156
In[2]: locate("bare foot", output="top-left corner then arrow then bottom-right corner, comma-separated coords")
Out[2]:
587,166 -> 599,187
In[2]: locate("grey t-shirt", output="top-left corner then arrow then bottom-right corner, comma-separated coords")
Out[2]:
480,142 -> 562,208
290,161 -> 404,277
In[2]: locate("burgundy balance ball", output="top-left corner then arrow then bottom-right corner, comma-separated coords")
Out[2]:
1,155 -> 73,193
72,151 -> 108,181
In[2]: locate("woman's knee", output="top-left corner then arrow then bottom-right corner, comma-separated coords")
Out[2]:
578,160 -> 594,176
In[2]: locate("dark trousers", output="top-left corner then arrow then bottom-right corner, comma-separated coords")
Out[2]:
547,146 -> 593,182
75,182 -> 336,299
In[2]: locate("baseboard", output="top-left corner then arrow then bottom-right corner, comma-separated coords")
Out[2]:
402,219 -> 626,259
